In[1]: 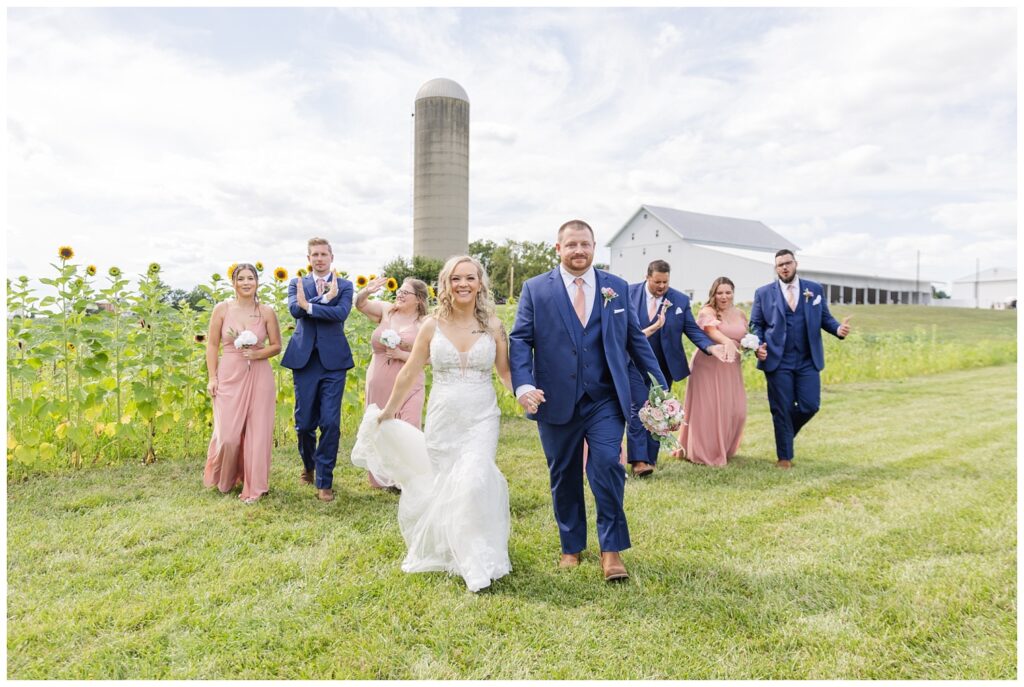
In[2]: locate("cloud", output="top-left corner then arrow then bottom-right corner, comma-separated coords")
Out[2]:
6,7 -> 1016,295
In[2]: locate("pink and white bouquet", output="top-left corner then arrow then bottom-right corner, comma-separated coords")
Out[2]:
231,329 -> 258,368
637,372 -> 685,450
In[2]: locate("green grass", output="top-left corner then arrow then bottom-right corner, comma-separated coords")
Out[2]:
7,364 -> 1015,679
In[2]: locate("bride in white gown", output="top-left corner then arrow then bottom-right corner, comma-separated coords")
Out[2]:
351,255 -> 514,592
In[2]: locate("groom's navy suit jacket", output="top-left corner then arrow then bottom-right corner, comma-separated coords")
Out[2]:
281,274 -> 354,372
509,267 -> 667,424
749,278 -> 841,372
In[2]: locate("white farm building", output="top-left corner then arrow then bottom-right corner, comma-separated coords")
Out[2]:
606,205 -> 932,306
950,267 -> 1017,309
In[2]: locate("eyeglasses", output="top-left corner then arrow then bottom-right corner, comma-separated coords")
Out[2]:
396,289 -> 416,297
776,260 -> 795,268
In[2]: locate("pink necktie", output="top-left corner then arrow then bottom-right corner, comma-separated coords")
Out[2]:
648,296 -> 658,320
316,278 -> 326,296
786,284 -> 796,311
573,277 -> 586,325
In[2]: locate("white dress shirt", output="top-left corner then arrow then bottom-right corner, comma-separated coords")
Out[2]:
778,276 -> 801,308
306,270 -> 333,314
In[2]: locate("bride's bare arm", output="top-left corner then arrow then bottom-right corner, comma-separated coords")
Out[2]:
491,317 -> 513,392
379,317 -> 436,422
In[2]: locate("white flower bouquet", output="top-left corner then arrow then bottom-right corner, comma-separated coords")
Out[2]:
740,332 -> 760,355
231,329 -> 258,367
379,329 -> 401,349
637,372 -> 685,450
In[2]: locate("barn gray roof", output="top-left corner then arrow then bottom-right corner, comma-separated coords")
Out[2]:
608,204 -> 800,252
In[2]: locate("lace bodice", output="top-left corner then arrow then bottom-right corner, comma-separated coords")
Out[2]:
430,327 -> 496,385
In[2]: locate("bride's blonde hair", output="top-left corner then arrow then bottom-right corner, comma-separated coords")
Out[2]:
434,255 -> 496,332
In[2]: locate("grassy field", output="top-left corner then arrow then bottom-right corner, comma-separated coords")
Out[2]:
7,362 -> 1015,679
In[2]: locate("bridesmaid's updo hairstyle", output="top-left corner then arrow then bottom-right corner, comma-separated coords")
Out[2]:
231,263 -> 262,319
402,277 -> 430,319
435,255 -> 496,333
707,276 -> 735,317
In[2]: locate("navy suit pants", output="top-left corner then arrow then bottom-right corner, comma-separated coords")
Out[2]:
292,349 -> 347,488
537,393 -> 630,554
626,363 -> 662,465
764,359 -> 820,460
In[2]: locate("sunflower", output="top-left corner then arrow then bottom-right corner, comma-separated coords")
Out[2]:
355,275 -> 368,288
211,273 -> 223,282
273,267 -> 288,282
306,264 -> 313,274
227,263 -> 238,279
428,285 -> 436,299
297,268 -> 307,278
67,342 -> 76,352
108,266 -> 122,278
58,246 -> 75,261
385,277 -> 398,292
148,262 -> 161,275
86,265 -> 97,276
195,334 -> 206,343
369,273 -> 378,280
255,261 -> 264,272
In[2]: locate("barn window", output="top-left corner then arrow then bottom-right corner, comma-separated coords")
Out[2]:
667,244 -> 672,253
643,213 -> 648,219
655,229 -> 659,237
642,247 -> 646,255
631,232 -> 635,241
618,250 -> 622,257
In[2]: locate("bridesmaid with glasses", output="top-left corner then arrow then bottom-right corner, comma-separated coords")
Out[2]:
352,276 -> 429,488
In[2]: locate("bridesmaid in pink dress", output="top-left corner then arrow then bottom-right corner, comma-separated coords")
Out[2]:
674,277 -> 747,467
354,276 -> 428,488
203,263 -> 282,503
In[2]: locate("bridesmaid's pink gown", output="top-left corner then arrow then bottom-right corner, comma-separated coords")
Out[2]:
678,308 -> 748,467
203,317 -> 275,499
365,314 -> 425,486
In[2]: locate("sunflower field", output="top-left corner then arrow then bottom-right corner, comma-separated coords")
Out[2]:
6,249 -> 516,480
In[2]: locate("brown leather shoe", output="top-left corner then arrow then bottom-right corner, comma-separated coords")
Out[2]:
776,459 -> 793,470
601,551 -> 629,582
559,552 -> 581,569
317,488 -> 334,502
631,462 -> 655,478
300,470 -> 314,485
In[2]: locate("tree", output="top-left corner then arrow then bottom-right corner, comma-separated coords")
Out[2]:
377,255 -> 447,288
471,239 -> 558,302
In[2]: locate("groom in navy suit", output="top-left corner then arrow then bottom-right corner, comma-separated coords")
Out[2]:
750,249 -> 850,469
281,237 -> 354,501
626,259 -> 725,477
510,220 -> 666,582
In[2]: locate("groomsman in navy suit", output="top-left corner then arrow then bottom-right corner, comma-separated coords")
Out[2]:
510,220 -> 666,582
281,237 -> 354,501
750,249 -> 850,468
626,260 -> 727,477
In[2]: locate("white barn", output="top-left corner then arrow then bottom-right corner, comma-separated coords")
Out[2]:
951,267 -> 1017,309
606,205 -> 931,305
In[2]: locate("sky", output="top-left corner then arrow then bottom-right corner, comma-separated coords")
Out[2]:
6,7 -> 1018,291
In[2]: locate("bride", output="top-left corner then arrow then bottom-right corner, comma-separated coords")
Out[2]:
352,255 -> 513,592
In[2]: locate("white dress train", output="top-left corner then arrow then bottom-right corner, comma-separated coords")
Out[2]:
351,329 -> 511,592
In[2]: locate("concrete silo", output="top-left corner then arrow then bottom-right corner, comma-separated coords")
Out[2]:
413,78 -> 469,261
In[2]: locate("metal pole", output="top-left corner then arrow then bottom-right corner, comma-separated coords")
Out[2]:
975,257 -> 980,308
915,250 -> 920,305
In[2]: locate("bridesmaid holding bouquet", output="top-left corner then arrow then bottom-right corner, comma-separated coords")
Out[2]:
203,263 -> 282,502
673,277 -> 747,467
352,276 -> 429,488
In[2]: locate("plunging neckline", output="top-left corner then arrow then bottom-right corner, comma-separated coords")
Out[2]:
435,325 -> 487,355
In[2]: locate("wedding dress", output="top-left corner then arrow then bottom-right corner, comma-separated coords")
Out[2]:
352,327 -> 511,592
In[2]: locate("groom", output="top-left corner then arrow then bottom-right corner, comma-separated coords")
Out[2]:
750,249 -> 850,469
509,219 -> 667,582
281,237 -> 354,502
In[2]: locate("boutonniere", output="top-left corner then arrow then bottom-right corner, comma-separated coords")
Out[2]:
802,288 -> 813,303
600,287 -> 619,308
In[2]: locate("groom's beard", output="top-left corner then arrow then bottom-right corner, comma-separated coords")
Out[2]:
779,272 -> 797,284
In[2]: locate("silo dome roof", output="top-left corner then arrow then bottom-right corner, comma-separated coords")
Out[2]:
415,78 -> 469,102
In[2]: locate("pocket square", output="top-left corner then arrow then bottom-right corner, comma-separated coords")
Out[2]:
813,295 -> 821,306
613,308 -> 625,314
675,307 -> 683,315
